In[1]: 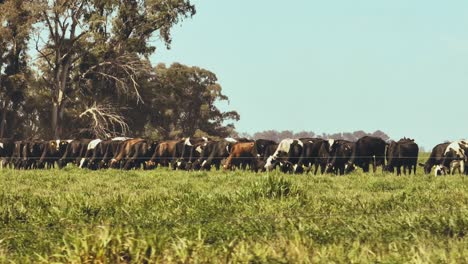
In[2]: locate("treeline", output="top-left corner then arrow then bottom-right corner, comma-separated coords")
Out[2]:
238,130 -> 391,142
0,0 -> 238,140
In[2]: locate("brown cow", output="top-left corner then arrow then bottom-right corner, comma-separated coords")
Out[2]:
147,140 -> 180,169
223,142 -> 258,170
110,138 -> 145,169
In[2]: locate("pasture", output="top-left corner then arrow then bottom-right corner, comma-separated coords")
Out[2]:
0,156 -> 467,263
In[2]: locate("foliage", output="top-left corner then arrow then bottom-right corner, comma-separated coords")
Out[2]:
0,156 -> 466,262
0,0 -> 239,140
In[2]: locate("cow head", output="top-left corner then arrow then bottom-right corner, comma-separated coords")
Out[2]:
418,162 -> 432,174
325,163 -> 334,173
145,160 -> 157,170
264,155 -> 278,171
434,165 -> 447,176
344,162 -> 357,173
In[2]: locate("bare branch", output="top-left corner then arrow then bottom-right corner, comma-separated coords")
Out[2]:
78,53 -> 151,103
79,103 -> 129,138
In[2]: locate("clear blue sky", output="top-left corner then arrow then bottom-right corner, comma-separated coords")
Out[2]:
151,0 -> 468,149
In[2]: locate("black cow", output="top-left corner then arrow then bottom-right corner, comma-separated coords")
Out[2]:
326,140 -> 355,175
37,140 -> 70,169
192,140 -> 235,171
418,142 -> 450,175
21,140 -> 45,169
0,138 -> 14,168
385,138 -> 419,175
345,136 -> 386,173
293,138 -> 329,174
252,139 -> 278,172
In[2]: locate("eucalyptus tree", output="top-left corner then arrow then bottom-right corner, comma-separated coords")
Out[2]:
34,0 -> 196,138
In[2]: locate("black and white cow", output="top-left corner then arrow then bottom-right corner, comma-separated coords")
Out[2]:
345,136 -> 387,173
191,139 -> 236,171
419,142 -> 450,175
385,138 -> 419,176
435,140 -> 468,175
175,137 -> 209,170
57,139 -> 93,168
78,139 -> 103,169
86,137 -> 131,169
264,138 -> 304,173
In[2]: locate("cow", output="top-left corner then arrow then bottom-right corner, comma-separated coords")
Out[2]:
57,139 -> 92,168
325,140 -> 355,175
181,141 -> 209,170
436,140 -> 468,175
419,142 -> 450,175
120,139 -> 157,170
37,140 -> 71,169
21,140 -> 45,169
385,138 -> 419,176
223,141 -> 257,170
175,137 -> 209,170
86,137 -> 131,170
293,138 -> 329,174
11,141 -> 24,169
109,138 -> 150,169
252,139 -> 278,172
191,139 -> 236,171
345,136 -> 386,173
78,139 -> 102,169
147,140 -> 181,169
265,139 -> 304,173
0,138 -> 14,168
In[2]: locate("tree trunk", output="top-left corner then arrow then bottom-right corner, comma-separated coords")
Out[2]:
0,107 -> 6,138
52,102 -> 58,139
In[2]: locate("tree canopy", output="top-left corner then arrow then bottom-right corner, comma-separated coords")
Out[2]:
0,0 -> 240,139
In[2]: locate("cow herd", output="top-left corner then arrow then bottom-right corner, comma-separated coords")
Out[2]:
0,136 -> 466,176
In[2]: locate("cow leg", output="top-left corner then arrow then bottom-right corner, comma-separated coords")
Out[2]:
320,163 -> 326,174
339,165 -> 345,175
362,163 -> 369,173
397,166 -> 401,176
313,163 -> 319,175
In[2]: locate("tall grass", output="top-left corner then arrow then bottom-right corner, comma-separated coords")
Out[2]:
0,165 -> 466,263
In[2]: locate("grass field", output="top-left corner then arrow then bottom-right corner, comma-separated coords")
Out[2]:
0,156 -> 467,263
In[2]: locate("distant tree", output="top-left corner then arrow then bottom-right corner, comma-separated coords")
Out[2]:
253,130 -> 280,142
371,130 -> 390,141
245,129 -> 391,143
293,131 -> 315,139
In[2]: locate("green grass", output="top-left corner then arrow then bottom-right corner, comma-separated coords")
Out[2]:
0,159 -> 467,263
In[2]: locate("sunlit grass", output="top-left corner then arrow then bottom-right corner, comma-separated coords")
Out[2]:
0,161 -> 467,263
